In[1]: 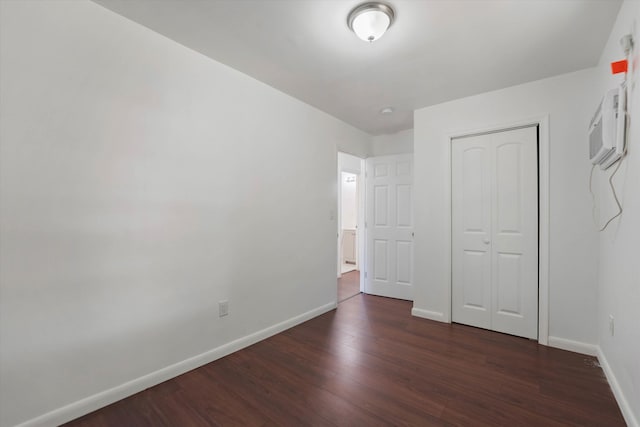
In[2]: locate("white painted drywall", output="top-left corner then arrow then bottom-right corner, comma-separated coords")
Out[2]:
370,129 -> 414,156
413,68 -> 601,345
340,173 -> 358,230
0,1 -> 371,426
593,1 -> 640,425
338,151 -> 364,172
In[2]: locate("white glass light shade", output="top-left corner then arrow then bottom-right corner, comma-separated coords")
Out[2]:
352,10 -> 390,42
348,3 -> 395,43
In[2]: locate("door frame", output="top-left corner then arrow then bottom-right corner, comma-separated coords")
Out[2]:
445,115 -> 550,345
337,152 -> 365,294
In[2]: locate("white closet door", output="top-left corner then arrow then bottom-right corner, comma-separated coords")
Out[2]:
490,127 -> 538,338
365,154 -> 413,300
451,134 -> 493,329
452,126 -> 538,339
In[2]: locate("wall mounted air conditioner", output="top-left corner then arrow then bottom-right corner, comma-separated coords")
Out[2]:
589,86 -> 626,169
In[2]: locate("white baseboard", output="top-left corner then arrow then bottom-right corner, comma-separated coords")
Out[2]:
547,336 -> 598,356
411,307 -> 446,323
15,302 -> 337,427
597,346 -> 639,427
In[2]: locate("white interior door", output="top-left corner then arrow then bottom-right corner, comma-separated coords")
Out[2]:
451,135 -> 493,329
365,154 -> 413,300
452,126 -> 538,339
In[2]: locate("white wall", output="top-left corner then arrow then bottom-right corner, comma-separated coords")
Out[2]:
0,1 -> 371,426
413,68 -> 600,345
593,1 -> 640,425
338,151 -> 363,172
340,173 -> 358,230
370,128 -> 414,156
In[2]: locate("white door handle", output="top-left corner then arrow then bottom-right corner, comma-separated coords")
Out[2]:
483,239 -> 491,244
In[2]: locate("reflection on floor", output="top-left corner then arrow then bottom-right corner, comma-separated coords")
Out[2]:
338,270 -> 360,302
341,262 -> 356,274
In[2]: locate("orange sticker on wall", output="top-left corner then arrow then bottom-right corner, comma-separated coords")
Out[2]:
611,59 -> 628,74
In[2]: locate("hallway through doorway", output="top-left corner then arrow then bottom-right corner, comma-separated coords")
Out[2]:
338,270 -> 360,302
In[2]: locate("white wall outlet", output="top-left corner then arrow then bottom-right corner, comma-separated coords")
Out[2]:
219,300 -> 229,317
609,314 -> 614,336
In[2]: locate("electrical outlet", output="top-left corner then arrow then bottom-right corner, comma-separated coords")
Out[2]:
219,300 -> 229,317
609,314 -> 614,336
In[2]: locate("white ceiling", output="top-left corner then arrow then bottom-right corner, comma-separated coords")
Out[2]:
93,0 -> 621,136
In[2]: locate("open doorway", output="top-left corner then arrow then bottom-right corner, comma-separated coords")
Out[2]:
337,152 -> 364,303
339,172 -> 360,301
340,172 -> 358,274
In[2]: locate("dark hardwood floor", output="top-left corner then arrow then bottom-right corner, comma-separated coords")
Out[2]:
65,294 -> 625,426
338,270 -> 360,302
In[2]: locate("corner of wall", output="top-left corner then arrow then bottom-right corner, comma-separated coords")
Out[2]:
597,346 -> 640,427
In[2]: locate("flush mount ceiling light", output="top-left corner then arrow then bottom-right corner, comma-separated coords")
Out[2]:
347,2 -> 395,42
380,106 -> 394,114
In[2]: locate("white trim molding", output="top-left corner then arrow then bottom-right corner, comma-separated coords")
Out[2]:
597,346 -> 640,427
411,307 -> 446,323
547,336 -> 598,356
15,302 -> 337,427
537,116 -> 550,346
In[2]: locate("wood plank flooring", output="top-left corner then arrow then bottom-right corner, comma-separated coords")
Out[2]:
338,270 -> 360,302
65,294 -> 625,426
